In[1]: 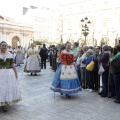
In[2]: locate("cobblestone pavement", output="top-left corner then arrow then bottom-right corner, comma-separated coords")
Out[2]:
0,62 -> 120,120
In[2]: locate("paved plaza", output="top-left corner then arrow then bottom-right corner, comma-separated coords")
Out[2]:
0,62 -> 120,120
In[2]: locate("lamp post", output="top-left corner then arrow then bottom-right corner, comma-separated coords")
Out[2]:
81,17 -> 91,45
93,29 -> 95,46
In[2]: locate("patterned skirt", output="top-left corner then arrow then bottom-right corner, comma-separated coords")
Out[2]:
50,64 -> 82,94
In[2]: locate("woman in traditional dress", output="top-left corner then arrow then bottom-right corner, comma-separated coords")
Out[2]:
50,42 -> 82,98
24,44 -> 41,75
0,41 -> 21,112
15,46 -> 24,66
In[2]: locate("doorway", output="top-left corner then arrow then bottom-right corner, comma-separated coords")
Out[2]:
12,36 -> 20,47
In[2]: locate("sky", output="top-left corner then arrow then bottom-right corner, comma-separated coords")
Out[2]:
0,0 -> 61,15
0,0 -> 61,23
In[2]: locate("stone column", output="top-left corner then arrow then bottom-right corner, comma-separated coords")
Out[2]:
22,34 -> 25,47
1,31 -> 3,41
24,35 -> 27,48
20,33 -> 23,47
0,32 -> 2,42
9,32 -> 13,47
3,31 -> 7,42
26,35 -> 30,48
6,32 -> 10,45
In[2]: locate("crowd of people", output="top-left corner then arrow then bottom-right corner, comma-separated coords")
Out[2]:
7,45 -> 25,66
50,42 -> 120,104
0,40 -> 120,112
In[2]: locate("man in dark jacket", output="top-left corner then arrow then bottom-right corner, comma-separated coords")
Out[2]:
93,46 -> 100,91
39,44 -> 48,69
98,45 -> 110,97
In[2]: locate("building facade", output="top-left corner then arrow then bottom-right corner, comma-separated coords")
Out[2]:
2,0 -> 120,47
31,7 -> 62,45
60,0 -> 120,46
0,16 -> 34,48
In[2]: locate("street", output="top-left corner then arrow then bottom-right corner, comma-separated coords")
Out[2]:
0,62 -> 120,120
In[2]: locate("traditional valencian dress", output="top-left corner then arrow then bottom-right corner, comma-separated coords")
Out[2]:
0,51 -> 21,106
24,48 -> 41,73
51,50 -> 82,94
15,48 -> 24,66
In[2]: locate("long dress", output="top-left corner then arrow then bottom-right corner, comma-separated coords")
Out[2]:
15,48 -> 24,65
50,50 -> 82,94
24,48 -> 41,73
0,51 -> 21,106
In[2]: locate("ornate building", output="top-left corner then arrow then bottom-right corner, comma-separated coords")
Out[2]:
60,0 -> 120,46
0,15 -> 34,48
2,0 -> 120,47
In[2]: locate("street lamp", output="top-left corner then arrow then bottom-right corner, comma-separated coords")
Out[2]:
81,17 -> 91,45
